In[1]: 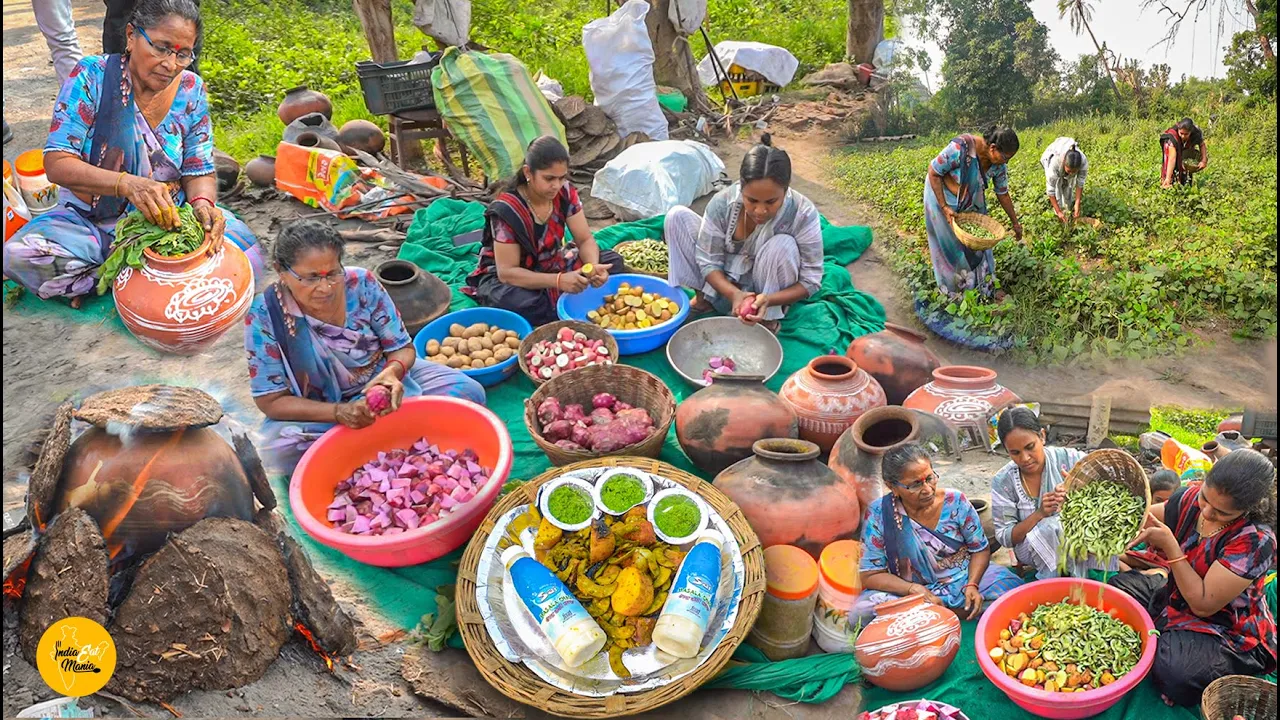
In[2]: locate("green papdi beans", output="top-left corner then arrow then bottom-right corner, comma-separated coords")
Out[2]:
957,220 -> 997,239
97,205 -> 206,295
1030,599 -> 1143,679
618,239 -> 668,275
1058,481 -> 1145,574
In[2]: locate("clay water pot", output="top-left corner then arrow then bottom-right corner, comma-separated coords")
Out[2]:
846,323 -> 943,405
676,374 -> 798,476
245,155 -> 276,188
779,355 -> 887,454
828,406 -> 921,519
282,112 -> 340,145
713,439 -> 860,558
374,259 -> 451,336
112,238 -> 254,355
337,119 -> 387,155
854,593 -> 961,691
57,426 -> 254,562
903,366 -> 1020,447
1202,441 -> 1228,461
295,131 -> 343,153
970,496 -> 998,550
277,85 -> 333,126
211,149 -> 240,193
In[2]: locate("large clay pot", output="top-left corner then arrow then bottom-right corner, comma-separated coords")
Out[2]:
112,238 -> 254,355
714,439 -> 860,558
779,355 -> 887,454
676,374 -> 798,476
374,259 -> 451,336
57,426 -> 254,562
337,119 -> 386,155
903,366 -> 1021,448
846,323 -> 943,405
245,155 -> 276,188
829,406 -> 921,519
277,86 -> 333,126
282,112 -> 339,145
855,594 -> 961,691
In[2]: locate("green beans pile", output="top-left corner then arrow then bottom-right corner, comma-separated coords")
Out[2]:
1030,600 -> 1143,677
957,220 -> 997,240
618,239 -> 668,276
1058,480 -> 1144,573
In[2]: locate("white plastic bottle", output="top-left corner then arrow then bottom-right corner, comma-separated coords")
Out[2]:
501,546 -> 607,667
652,530 -> 724,659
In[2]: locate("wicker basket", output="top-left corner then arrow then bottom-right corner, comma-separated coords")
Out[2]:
525,364 -> 676,466
1201,675 -> 1277,720
951,212 -> 1007,251
1063,448 -> 1151,504
456,457 -> 767,718
613,240 -> 668,279
517,321 -> 620,386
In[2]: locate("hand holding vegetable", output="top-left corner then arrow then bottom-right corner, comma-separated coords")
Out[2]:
1129,510 -> 1178,556
191,199 -> 225,253
1012,220 -> 1025,243
363,369 -> 404,416
741,294 -> 770,325
335,400 -> 377,429
730,291 -> 756,321
582,262 -> 612,288
122,174 -> 180,230
558,270 -> 590,294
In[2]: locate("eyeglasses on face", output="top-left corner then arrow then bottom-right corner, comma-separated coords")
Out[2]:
284,264 -> 344,288
890,471 -> 939,493
135,26 -> 197,66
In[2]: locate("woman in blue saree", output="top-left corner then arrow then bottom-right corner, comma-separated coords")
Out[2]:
245,220 -> 485,472
923,125 -> 1024,301
2,0 -> 263,305
853,443 -> 1023,628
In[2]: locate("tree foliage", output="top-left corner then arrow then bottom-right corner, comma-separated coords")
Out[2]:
1224,0 -> 1277,99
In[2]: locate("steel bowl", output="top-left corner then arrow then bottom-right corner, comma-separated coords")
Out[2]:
665,316 -> 784,389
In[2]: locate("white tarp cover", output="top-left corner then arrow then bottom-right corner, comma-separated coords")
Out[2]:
591,140 -> 724,221
668,0 -> 707,34
696,41 -> 799,87
535,72 -> 564,103
582,0 -> 669,141
413,0 -> 471,48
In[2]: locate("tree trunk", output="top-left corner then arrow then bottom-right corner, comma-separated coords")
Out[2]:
643,0 -> 715,114
846,0 -> 885,65
1243,0 -> 1276,61
1084,21 -> 1124,104
353,0 -> 398,64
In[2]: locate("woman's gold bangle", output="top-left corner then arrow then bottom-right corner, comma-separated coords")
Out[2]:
114,171 -> 126,197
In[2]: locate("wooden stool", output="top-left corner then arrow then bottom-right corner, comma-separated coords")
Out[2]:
387,108 -> 471,176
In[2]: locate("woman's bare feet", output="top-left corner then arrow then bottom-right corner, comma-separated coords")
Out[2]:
70,296 -> 83,310
761,320 -> 780,334
1161,694 -> 1173,706
689,294 -> 715,315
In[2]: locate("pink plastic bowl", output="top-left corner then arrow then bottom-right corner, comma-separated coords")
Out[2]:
289,396 -> 513,567
974,578 -> 1157,719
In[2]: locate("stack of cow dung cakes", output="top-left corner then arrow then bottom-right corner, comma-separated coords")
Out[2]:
552,96 -> 649,187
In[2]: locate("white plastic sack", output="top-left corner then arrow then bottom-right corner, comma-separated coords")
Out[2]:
591,140 -> 724,222
535,72 -> 564,103
668,0 -> 707,35
413,0 -> 471,48
582,0 -> 669,141
696,41 -> 799,87
873,39 -> 903,70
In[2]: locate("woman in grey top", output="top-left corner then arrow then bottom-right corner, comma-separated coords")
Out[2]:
1040,137 -> 1087,225
662,134 -> 823,333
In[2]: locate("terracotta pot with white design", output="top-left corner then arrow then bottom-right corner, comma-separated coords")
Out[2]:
112,238 -> 254,355
778,355 -> 887,454
854,593 -> 961,691
903,366 -> 1021,448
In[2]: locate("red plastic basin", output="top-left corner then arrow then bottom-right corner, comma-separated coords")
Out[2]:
289,396 -> 513,567
974,578 -> 1157,719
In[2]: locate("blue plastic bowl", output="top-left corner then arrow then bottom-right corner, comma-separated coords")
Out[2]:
556,273 -> 690,356
413,307 -> 533,387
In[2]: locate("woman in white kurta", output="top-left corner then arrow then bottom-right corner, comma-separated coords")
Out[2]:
1040,137 -> 1088,225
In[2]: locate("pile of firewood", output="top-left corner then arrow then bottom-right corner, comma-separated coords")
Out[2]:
552,96 -> 648,186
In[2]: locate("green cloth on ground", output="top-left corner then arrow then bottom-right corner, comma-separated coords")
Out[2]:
707,644 -> 861,703
2,279 -> 128,330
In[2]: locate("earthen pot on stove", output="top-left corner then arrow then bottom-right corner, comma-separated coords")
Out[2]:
337,119 -> 387,155
779,355 -> 886,454
245,155 -> 277,188
846,323 -> 943,405
855,593 -> 961,691
676,374 -> 798,476
903,365 -> 1021,445
277,86 -> 333,126
374,260 -> 451,336
828,406 -> 922,520
714,439 -> 860,558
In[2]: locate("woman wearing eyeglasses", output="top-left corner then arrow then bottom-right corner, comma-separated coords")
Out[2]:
852,443 -> 1024,629
2,0 -> 263,305
245,220 -> 485,471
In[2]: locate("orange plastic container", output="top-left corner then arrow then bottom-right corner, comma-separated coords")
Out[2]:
289,396 -> 513,567
14,148 -> 57,212
1161,437 -> 1213,480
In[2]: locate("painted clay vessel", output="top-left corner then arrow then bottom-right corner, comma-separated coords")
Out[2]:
903,366 -> 1020,447
846,323 -> 943,405
854,593 -> 961,691
374,260 -> 451,337
676,374 -> 798,476
714,439 -> 860,558
337,119 -> 387,155
112,238 -> 254,355
828,406 -> 921,520
244,155 -> 276,188
57,426 -> 254,562
277,86 -> 333,126
779,355 -> 886,454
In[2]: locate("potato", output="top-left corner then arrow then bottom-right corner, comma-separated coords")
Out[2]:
449,323 -> 466,338
442,336 -> 461,349
470,359 -> 486,369
466,337 -> 485,353
489,329 -> 507,344
425,339 -> 441,357
447,356 -> 468,369
463,322 -> 489,338
440,345 -> 456,358
505,336 -> 521,349
493,347 -> 513,362
484,357 -> 497,367
472,349 -> 493,361
478,336 -> 494,350
534,518 -> 563,550
611,566 -> 655,617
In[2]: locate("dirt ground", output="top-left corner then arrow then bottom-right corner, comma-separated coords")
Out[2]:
2,1 -> 1274,717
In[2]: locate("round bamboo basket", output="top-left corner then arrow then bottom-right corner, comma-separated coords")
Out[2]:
951,212 -> 1007,251
456,456 -> 766,718
1201,675 -> 1277,720
1063,449 -> 1151,546
517,320 -> 620,386
525,364 -> 675,466
612,241 -> 668,279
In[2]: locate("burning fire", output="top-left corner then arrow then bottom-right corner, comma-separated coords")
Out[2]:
3,558 -> 32,599
101,429 -> 187,561
294,622 -> 335,672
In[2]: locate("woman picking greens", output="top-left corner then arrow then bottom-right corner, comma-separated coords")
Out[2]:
1039,137 -> 1087,225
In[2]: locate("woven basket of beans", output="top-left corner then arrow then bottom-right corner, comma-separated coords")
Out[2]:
524,364 -> 675,466
1062,448 -> 1151,505
950,212 -> 1007,251
613,240 -> 668,279
517,320 -> 619,386
1201,675 -> 1277,720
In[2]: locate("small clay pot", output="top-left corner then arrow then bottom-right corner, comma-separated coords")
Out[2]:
295,131 -> 343,153
903,366 -> 1021,448
846,323 -> 944,405
855,594 -> 961,691
278,86 -> 333,126
337,119 -> 386,155
212,149 -> 240,193
244,155 -> 276,188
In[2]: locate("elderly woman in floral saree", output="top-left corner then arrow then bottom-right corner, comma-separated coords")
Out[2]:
2,0 -> 262,303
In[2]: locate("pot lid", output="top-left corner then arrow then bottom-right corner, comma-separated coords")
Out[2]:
74,385 -> 223,431
763,544 -> 818,600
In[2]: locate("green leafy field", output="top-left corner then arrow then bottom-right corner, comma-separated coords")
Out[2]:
831,102 -> 1278,362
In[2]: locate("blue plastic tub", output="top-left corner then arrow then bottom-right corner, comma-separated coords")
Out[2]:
557,274 -> 690,356
413,307 -> 533,387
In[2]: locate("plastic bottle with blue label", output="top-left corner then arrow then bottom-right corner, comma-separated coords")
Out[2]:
652,530 -> 724,659
500,546 -> 607,667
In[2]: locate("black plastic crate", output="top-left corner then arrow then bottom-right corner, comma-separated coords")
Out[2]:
356,54 -> 440,115
1241,409 -> 1278,441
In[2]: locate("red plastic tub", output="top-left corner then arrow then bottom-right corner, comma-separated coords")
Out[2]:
974,578 -> 1157,719
289,396 -> 513,567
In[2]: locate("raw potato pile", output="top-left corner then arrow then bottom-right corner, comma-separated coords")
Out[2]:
988,601 -> 1142,693
588,282 -> 677,330
526,327 -> 614,380
425,323 -> 520,369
